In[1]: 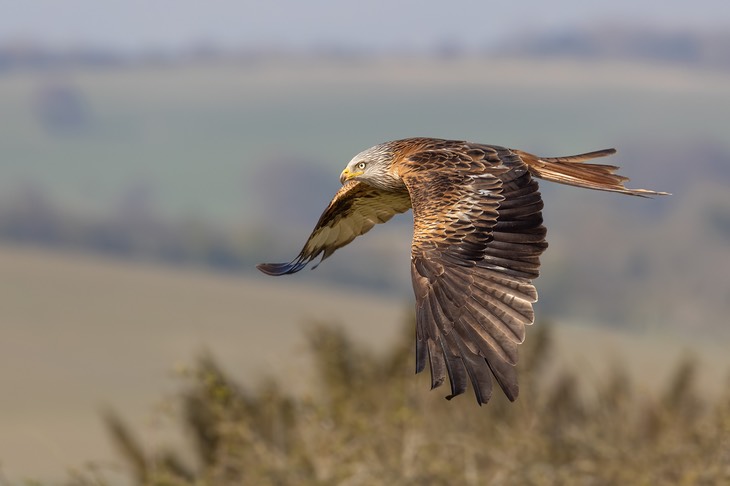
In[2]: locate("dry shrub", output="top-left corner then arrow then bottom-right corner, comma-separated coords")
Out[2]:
68,318 -> 730,485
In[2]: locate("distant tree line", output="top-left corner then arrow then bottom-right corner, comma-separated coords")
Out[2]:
2,25 -> 730,72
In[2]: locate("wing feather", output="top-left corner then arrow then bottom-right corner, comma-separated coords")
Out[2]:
257,181 -> 411,275
439,334 -> 468,400
401,142 -> 548,405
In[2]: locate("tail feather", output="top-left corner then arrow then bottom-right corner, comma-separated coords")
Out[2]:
540,148 -> 617,164
516,148 -> 670,197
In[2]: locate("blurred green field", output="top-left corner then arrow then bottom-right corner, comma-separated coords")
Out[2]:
1,244 -> 728,483
1,57 -> 729,222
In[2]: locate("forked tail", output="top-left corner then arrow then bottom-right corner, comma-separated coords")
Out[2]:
517,148 -> 670,197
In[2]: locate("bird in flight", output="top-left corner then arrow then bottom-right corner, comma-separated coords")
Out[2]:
257,138 -> 668,405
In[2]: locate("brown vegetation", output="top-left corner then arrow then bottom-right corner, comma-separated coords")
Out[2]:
65,318 -> 730,485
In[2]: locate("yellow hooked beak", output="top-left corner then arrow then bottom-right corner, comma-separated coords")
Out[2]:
339,168 -> 364,184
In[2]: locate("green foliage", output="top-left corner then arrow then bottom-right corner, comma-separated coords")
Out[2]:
68,318 -> 730,485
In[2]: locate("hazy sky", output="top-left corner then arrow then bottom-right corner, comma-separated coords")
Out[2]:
2,0 -> 730,51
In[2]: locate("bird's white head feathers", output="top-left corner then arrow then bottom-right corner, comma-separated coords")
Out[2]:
340,142 -> 403,191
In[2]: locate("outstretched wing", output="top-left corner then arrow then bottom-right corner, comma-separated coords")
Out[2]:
257,181 -> 412,276
402,144 -> 548,405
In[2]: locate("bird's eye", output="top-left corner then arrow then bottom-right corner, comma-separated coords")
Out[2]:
357,162 -> 367,170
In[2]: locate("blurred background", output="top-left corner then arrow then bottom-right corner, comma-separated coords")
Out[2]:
1,0 -> 729,483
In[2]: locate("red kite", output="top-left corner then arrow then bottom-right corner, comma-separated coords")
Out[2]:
258,138 -> 667,405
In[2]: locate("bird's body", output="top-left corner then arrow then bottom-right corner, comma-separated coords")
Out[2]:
258,138 -> 667,405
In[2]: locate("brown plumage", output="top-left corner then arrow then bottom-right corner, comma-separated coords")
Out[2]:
258,138 -> 668,405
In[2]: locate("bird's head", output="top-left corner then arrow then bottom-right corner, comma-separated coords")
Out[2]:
339,142 -> 402,190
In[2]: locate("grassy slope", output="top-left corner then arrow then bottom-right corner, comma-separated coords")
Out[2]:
1,244 -> 728,482
1,57 -> 729,223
